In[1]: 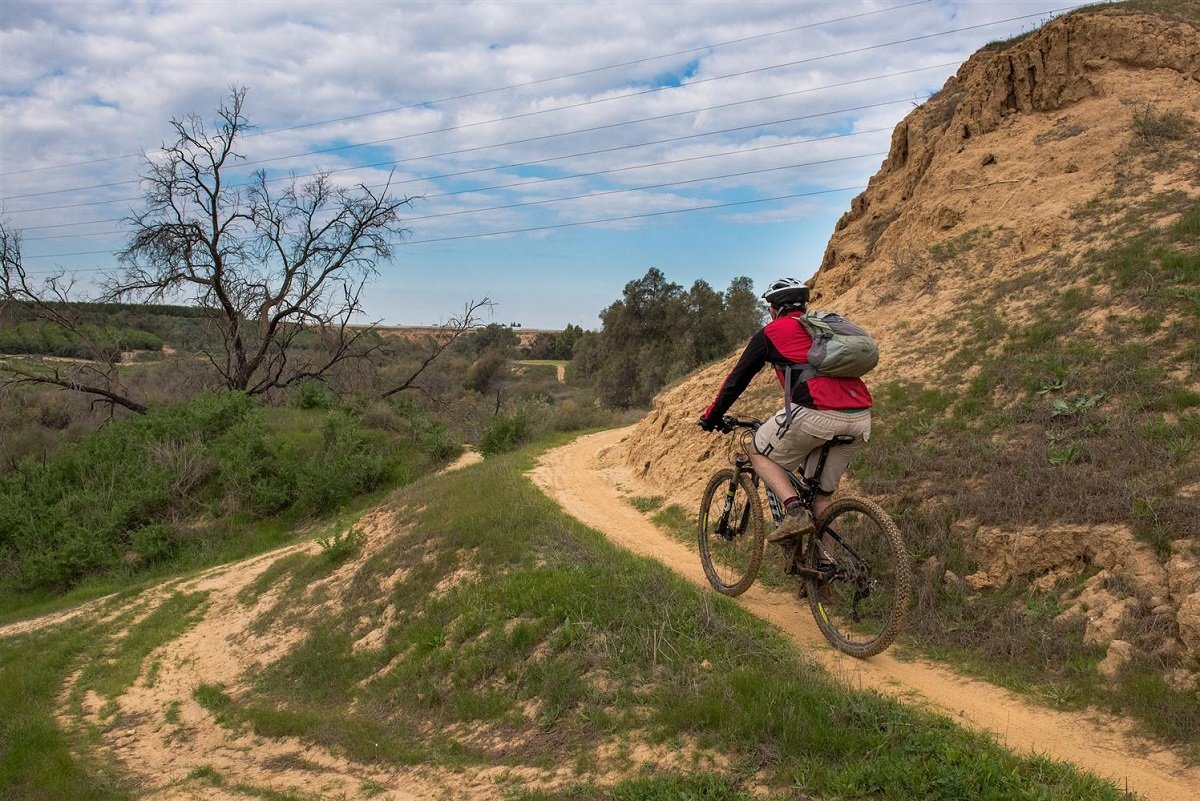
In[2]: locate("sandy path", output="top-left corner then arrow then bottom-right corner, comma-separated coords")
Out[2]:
528,427 -> 1200,801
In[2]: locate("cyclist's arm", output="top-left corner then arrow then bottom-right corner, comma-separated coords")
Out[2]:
703,330 -> 770,420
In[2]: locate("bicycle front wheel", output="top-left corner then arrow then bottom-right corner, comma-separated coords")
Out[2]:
698,469 -> 765,596
806,496 -> 911,658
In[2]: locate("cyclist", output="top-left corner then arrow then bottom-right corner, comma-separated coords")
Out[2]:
697,277 -> 872,556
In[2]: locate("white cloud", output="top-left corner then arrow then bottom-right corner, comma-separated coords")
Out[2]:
0,0 -> 1096,325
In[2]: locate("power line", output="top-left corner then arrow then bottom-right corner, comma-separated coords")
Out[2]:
28,149 -> 887,244
398,187 -> 867,246
4,56 -> 951,203
0,0 -> 930,178
403,152 -> 887,222
6,88 -> 927,216
18,186 -> 866,265
22,128 -> 894,242
3,0 -> 1074,199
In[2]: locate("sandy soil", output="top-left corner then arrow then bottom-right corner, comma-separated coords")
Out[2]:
528,426 -> 1200,801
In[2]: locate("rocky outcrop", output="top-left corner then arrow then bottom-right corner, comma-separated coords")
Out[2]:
816,8 -> 1200,294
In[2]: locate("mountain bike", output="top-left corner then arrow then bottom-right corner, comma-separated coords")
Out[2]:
697,415 -> 911,657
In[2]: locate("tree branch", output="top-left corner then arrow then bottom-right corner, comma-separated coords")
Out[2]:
381,297 -> 493,399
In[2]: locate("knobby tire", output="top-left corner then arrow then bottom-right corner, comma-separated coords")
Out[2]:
805,496 -> 911,657
698,469 -> 765,596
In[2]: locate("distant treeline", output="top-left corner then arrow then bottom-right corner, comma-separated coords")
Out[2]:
3,301 -> 215,319
2,300 -> 221,357
573,268 -> 765,408
0,321 -> 162,361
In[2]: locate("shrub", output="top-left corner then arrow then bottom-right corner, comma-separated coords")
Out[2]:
317,526 -> 366,563
1131,106 -> 1193,144
418,419 -> 459,461
294,380 -> 333,410
480,406 -> 537,456
295,412 -> 390,515
0,392 -> 422,595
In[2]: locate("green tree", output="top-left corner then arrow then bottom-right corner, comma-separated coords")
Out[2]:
721,275 -> 766,344
573,268 -> 762,408
551,323 -> 584,359
461,323 -> 519,358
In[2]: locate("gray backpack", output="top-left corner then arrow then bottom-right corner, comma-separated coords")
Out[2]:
774,311 -> 878,427
796,310 -> 879,379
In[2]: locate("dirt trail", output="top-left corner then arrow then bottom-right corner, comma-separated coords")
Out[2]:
528,427 -> 1200,801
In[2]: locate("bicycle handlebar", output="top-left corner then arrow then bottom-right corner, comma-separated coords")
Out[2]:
720,415 -> 761,432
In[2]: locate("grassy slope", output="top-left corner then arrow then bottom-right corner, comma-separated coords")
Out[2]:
847,130 -> 1200,744
0,436 -> 1130,800
0,392 -> 457,623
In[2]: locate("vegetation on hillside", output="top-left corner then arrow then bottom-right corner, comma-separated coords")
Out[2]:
0,392 -> 442,596
850,120 -> 1200,746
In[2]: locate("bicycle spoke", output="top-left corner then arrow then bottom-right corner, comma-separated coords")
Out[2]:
805,497 -> 910,658
698,470 -> 765,596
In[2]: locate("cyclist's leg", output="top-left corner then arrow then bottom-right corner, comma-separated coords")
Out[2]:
752,409 -> 827,498
753,410 -> 827,550
793,408 -> 872,558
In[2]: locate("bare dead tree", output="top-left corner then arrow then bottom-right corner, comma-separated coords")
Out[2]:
380,297 -> 493,399
112,87 -> 415,395
0,225 -> 148,414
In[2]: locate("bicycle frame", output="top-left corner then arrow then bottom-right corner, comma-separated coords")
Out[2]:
726,421 -> 861,579
702,415 -> 910,656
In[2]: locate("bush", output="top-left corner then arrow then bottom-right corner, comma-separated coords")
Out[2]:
0,392 -> 424,595
1131,106 -> 1193,144
295,412 -> 389,515
294,380 -> 333,410
479,406 -> 537,456
418,419 -> 459,461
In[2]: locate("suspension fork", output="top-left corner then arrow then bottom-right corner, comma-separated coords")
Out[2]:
717,456 -> 755,537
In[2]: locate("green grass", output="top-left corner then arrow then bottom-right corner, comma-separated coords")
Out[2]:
180,440 -> 1128,798
0,623 -> 131,800
627,495 -> 665,513
510,774 -> 758,800
0,433 -> 1147,799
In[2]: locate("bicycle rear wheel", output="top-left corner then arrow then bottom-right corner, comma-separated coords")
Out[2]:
698,469 -> 765,596
805,496 -> 910,657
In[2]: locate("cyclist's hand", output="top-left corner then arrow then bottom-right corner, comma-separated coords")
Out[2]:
697,413 -> 721,432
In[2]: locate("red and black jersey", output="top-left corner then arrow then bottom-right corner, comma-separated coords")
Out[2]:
703,311 -> 872,419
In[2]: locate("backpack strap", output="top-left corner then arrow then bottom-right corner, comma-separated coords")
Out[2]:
771,315 -> 822,433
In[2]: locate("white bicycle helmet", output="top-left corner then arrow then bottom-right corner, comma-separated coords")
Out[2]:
761,277 -> 810,310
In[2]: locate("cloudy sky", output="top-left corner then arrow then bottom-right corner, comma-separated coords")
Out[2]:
1,0 -> 1092,328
